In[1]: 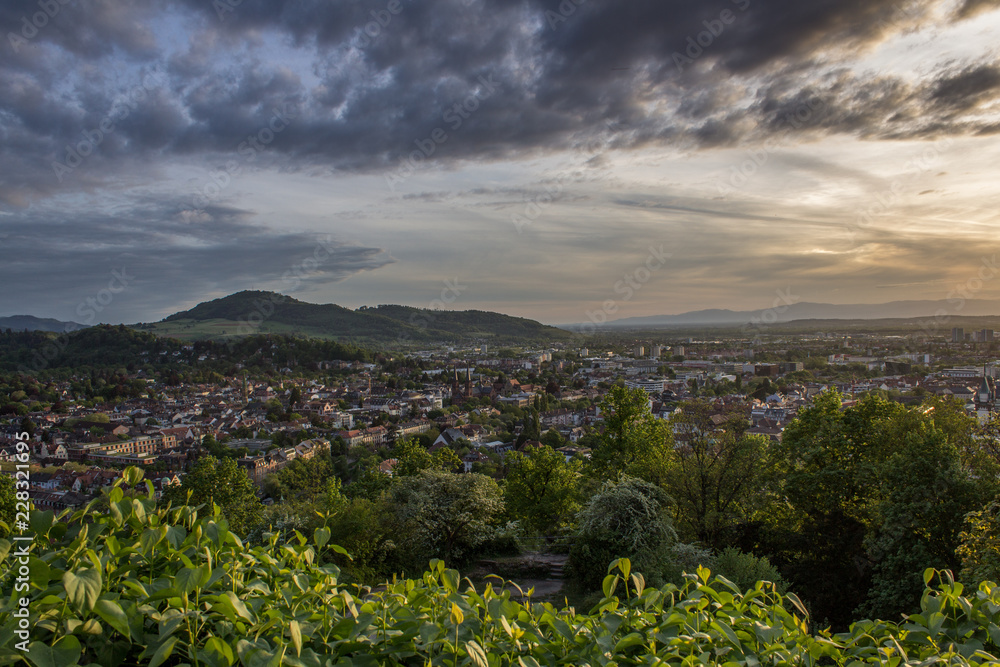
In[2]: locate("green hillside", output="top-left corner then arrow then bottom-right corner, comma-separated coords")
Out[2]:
365,304 -> 572,341
141,290 -> 572,345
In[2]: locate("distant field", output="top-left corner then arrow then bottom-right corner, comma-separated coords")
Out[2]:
136,319 -> 345,341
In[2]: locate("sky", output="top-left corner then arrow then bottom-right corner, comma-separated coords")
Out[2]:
1,0 -> 1000,326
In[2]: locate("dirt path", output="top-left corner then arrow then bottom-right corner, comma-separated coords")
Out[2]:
470,552 -> 569,602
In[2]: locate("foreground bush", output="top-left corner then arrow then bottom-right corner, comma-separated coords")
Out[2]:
3,469 -> 1000,665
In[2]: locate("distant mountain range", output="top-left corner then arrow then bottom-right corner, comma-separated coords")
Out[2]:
569,299 -> 1000,329
0,315 -> 88,333
140,290 -> 572,344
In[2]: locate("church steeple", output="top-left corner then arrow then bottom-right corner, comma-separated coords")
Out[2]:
978,365 -> 993,404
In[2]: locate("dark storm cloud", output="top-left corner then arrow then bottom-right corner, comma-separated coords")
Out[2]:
930,65 -> 1000,111
0,198 -> 394,321
1,0 -> 999,208
955,0 -> 999,19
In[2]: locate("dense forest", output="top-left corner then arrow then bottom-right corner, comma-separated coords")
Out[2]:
0,325 -> 370,376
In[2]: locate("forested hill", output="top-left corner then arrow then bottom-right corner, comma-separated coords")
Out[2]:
138,290 -> 572,345
362,304 -> 570,341
0,315 -> 87,333
0,324 -> 369,374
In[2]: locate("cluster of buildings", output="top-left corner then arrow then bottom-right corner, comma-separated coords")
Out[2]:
5,333 -> 1000,510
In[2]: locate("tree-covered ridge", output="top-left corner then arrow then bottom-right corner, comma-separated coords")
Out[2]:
2,469 -> 1000,666
0,325 -> 370,374
365,305 -> 573,342
153,290 -> 571,343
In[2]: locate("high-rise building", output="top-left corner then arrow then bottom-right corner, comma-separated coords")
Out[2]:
952,328 -> 965,343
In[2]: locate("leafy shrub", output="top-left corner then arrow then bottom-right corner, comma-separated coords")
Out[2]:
712,546 -> 788,593
568,476 -> 677,590
662,541 -> 715,585
958,500 -> 1000,585
389,469 -> 505,569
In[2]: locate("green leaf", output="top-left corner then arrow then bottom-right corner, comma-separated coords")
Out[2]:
28,556 -> 51,589
442,568 -> 460,592
108,501 -> 123,526
146,636 -> 179,667
222,590 -> 255,622
29,510 -> 54,536
602,574 -> 619,599
466,640 -> 489,667
140,527 -> 164,555
614,632 -> 646,651
25,636 -> 82,667
63,568 -> 102,612
203,637 -> 236,667
786,591 -> 809,619
711,620 -> 741,647
289,620 -> 303,657
923,568 -> 935,586
164,525 -> 187,549
94,599 -> 131,639
450,602 -> 465,625
123,466 -> 145,487
175,564 -> 210,594
313,527 -> 331,548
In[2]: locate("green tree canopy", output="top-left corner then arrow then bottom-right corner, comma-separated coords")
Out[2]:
162,456 -> 264,536
389,470 -> 504,567
958,499 -> 1000,585
665,403 -> 771,547
0,475 -> 15,529
263,447 -> 334,502
590,386 -> 673,482
503,445 -> 582,538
